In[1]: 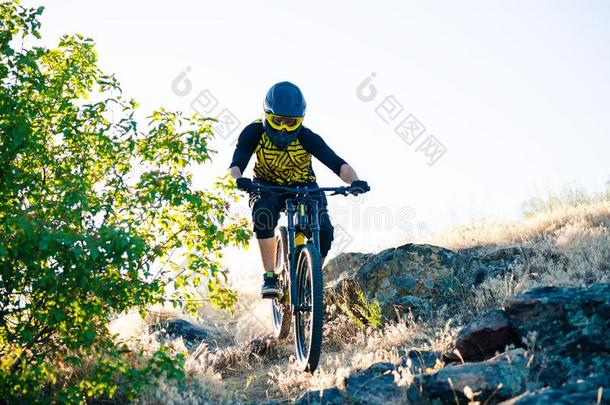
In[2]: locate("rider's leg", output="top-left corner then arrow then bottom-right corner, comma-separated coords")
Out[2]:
319,224 -> 334,263
251,192 -> 282,297
252,193 -> 281,269
257,236 -> 276,273
313,192 -> 334,265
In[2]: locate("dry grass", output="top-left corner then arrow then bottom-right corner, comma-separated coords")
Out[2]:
111,307 -> 449,403
431,200 -> 610,250
108,194 -> 610,403
265,312 -> 451,400
134,371 -> 242,405
429,200 -> 610,313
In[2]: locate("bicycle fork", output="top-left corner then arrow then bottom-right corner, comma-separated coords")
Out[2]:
286,199 -> 320,315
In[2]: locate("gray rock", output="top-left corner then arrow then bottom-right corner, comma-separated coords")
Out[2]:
459,246 -> 544,285
503,282 -> 610,386
326,243 -> 471,320
394,295 -> 431,319
421,349 -> 528,404
148,318 -> 209,346
498,374 -> 610,404
323,252 -> 372,286
503,282 -> 610,353
400,350 -> 439,375
445,309 -> 519,362
343,363 -> 407,404
246,334 -> 279,360
294,387 -> 345,405
295,363 -> 408,405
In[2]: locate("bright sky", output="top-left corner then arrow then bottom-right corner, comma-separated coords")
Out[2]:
30,1 -> 610,272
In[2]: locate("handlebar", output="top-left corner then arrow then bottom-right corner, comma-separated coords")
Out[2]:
249,181 -> 360,196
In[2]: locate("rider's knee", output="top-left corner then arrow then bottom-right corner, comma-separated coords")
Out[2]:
252,199 -> 279,236
254,229 -> 275,239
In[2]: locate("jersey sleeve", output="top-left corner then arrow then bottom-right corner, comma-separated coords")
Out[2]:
228,121 -> 263,172
299,128 -> 347,176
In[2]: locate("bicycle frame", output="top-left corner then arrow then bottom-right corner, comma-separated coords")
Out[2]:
285,194 -> 319,315
251,182 -> 350,315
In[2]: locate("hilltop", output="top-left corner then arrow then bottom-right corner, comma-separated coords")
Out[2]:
111,197 -> 610,404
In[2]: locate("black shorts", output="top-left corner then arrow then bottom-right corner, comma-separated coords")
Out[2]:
249,181 -> 335,257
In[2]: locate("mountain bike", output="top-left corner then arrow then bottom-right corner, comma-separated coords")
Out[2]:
249,181 -> 365,372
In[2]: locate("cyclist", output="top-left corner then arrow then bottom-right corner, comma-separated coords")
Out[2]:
228,81 -> 369,298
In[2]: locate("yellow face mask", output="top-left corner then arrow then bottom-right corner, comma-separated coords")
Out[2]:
264,112 -> 304,132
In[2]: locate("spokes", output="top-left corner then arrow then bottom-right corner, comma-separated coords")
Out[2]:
302,273 -> 312,332
296,256 -> 313,357
292,243 -> 324,372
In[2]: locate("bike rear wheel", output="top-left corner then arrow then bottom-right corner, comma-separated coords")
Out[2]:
294,243 -> 323,372
272,226 -> 291,339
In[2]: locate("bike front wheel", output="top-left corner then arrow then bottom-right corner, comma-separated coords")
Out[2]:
294,243 -> 324,373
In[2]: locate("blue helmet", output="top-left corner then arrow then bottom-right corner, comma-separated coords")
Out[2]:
264,81 -> 306,117
263,81 -> 306,149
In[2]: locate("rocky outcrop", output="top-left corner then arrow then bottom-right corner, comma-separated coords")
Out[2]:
323,252 -> 372,285
313,243 -> 607,403
296,350 -> 528,405
323,243 -> 545,322
325,243 -> 473,320
444,282 -> 610,369
444,309 -> 519,362
503,282 -> 610,387
299,282 -> 610,404
503,283 -> 609,353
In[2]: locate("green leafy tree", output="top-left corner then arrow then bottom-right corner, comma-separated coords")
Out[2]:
0,2 -> 249,402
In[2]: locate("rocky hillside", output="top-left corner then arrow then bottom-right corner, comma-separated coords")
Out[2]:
113,200 -> 610,404
302,280 -> 609,404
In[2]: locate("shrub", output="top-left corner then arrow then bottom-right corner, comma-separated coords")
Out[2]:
0,2 -> 250,402
338,287 -> 384,330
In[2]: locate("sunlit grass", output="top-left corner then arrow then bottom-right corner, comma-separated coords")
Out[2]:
111,192 -> 610,403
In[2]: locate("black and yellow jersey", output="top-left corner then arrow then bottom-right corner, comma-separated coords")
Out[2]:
229,120 -> 347,185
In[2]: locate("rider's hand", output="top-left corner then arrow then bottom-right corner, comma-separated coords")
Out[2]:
349,180 -> 370,196
236,177 -> 253,192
